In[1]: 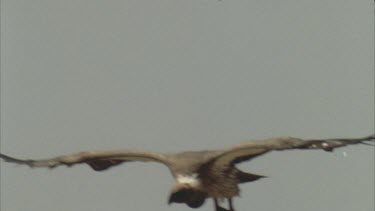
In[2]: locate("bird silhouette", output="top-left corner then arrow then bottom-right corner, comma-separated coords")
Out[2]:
1,134 -> 374,211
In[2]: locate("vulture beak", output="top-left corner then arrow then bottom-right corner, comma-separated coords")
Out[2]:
168,195 -> 174,205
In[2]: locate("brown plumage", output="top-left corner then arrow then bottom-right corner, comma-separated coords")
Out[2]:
1,134 -> 374,211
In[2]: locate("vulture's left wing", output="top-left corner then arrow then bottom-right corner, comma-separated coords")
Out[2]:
211,134 -> 374,167
0,150 -> 171,171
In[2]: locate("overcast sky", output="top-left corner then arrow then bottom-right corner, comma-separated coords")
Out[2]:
1,1 -> 374,211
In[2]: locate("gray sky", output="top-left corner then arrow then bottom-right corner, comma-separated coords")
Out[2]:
0,1 -> 374,211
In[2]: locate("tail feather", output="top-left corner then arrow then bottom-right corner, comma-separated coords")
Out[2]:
237,170 -> 266,183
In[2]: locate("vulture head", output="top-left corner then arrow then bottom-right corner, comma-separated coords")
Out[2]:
168,184 -> 207,208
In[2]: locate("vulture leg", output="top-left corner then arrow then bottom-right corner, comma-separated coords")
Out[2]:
213,198 -> 229,211
228,198 -> 235,211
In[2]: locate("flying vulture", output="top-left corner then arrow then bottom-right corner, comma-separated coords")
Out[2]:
1,134 -> 374,211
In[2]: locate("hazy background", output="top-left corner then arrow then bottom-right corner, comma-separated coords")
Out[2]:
1,1 -> 374,211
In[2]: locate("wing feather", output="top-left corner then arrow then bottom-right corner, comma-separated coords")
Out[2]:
211,134 -> 375,167
0,150 -> 171,171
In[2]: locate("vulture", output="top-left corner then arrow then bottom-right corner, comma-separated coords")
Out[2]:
0,134 -> 374,211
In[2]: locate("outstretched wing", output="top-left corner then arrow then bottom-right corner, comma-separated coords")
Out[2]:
0,150 -> 171,171
211,134 -> 375,167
